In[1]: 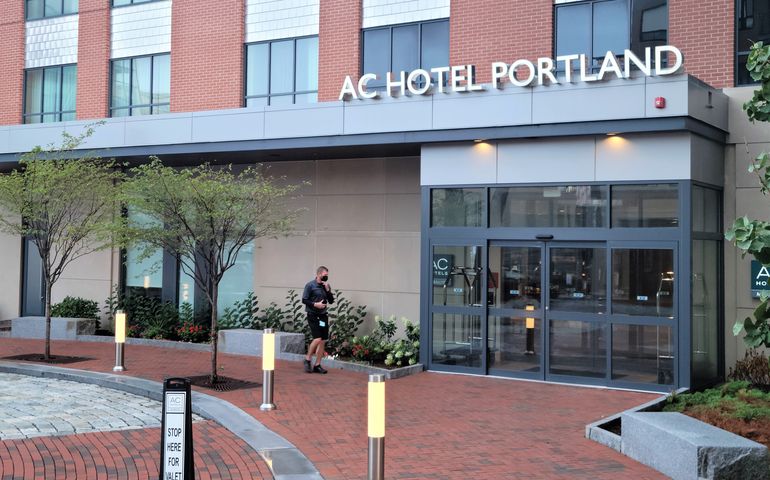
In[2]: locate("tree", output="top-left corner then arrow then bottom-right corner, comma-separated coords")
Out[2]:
120,158 -> 302,382
0,128 -> 122,360
727,41 -> 770,349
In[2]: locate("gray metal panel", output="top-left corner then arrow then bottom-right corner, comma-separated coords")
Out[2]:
690,135 -> 725,186
595,132 -> 691,181
191,109 -> 265,143
66,120 -> 127,149
8,124 -> 66,152
343,96 -> 433,135
533,84 -> 646,124
688,78 -> 729,132
497,137 -> 596,183
264,103 -> 344,138
124,114 -> 193,146
421,143 -> 497,185
432,90 -> 532,130
644,77 -> 688,118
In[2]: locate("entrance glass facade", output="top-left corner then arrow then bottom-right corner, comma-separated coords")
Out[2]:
422,181 -> 722,391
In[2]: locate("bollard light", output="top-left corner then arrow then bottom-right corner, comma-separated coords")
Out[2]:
525,305 -> 535,355
260,328 -> 276,411
113,310 -> 126,372
367,374 -> 385,480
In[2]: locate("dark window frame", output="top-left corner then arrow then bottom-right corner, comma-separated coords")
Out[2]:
244,35 -> 319,107
735,0 -> 770,86
109,53 -> 170,117
25,0 -> 78,21
111,0 -> 167,8
360,18 -> 450,89
553,0 -> 668,72
22,63 -> 77,124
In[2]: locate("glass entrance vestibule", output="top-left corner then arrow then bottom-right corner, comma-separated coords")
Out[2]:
420,182 -> 723,391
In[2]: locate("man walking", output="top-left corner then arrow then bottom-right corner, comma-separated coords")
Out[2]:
303,266 -> 334,374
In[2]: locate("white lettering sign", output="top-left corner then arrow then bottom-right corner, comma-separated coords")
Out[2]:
163,392 -> 186,479
339,45 -> 684,101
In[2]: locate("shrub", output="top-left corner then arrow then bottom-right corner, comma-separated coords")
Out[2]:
51,296 -> 100,328
177,321 -> 209,343
385,319 -> 420,368
104,285 -> 182,340
326,290 -> 367,356
219,292 -> 259,330
728,349 -> 770,387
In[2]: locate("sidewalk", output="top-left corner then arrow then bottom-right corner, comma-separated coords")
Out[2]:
0,338 -> 665,479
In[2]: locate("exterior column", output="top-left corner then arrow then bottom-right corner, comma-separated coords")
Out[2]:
318,0 -> 362,102
170,0 -> 245,112
77,0 -> 111,120
669,0 -> 734,88
449,0 -> 552,84
0,1 -> 26,125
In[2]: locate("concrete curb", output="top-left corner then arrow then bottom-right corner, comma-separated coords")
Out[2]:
585,389 -> 681,452
0,361 -> 323,480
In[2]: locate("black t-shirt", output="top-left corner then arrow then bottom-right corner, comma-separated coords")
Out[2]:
302,279 -> 334,314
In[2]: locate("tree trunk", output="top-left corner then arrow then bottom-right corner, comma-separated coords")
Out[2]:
210,283 -> 218,384
44,279 -> 52,361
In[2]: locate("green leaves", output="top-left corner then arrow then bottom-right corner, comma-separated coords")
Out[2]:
744,42 -> 770,123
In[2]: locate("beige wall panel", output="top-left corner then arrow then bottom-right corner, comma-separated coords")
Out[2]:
724,87 -> 770,144
51,279 -> 111,308
316,158 -> 387,195
383,235 -> 420,294
316,195 -> 385,231
382,292 -> 420,337
319,234 -> 384,292
344,290 -> 385,334
255,235 -> 316,289
286,196 -> 317,233
735,142 -> 770,188
385,157 -> 420,194
734,188 -> 770,222
260,160 -> 317,196
0,232 -> 20,320
385,194 -> 420,231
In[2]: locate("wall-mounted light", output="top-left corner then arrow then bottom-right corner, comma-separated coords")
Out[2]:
368,374 -> 385,480
260,328 -> 276,411
113,310 -> 126,372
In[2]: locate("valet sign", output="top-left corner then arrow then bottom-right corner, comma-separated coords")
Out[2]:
162,392 -> 187,479
339,45 -> 683,100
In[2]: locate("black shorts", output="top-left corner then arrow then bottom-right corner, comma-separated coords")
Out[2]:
307,313 -> 329,340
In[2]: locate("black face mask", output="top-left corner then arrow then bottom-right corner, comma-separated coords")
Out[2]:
321,275 -> 329,282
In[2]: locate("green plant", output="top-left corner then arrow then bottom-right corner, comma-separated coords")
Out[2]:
385,318 -> 420,367
728,349 -> 770,387
727,41 -> 770,349
219,292 -> 260,330
326,290 -> 367,356
103,285 -> 180,340
51,296 -> 100,328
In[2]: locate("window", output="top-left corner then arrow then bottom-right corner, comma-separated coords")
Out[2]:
555,0 -> 668,71
431,188 -> 484,227
24,65 -> 77,124
113,0 -> 164,6
26,0 -> 77,20
111,54 -> 170,117
490,185 -> 607,228
736,0 -> 770,85
245,36 -> 318,107
611,184 -> 678,227
362,19 -> 449,90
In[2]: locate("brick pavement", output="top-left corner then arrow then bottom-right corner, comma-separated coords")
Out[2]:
0,338 -> 665,479
0,420 -> 272,479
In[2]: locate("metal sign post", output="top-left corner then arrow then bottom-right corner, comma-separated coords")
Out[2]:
159,378 -> 194,480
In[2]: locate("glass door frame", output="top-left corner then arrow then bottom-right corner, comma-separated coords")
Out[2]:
487,240 -> 546,381
427,239 -> 488,375
543,241 -> 610,387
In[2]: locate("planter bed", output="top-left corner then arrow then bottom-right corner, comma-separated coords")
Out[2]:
278,352 -> 423,379
586,388 -> 770,479
77,334 -> 211,352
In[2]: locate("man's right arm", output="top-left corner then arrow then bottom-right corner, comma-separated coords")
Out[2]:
301,282 -> 313,308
